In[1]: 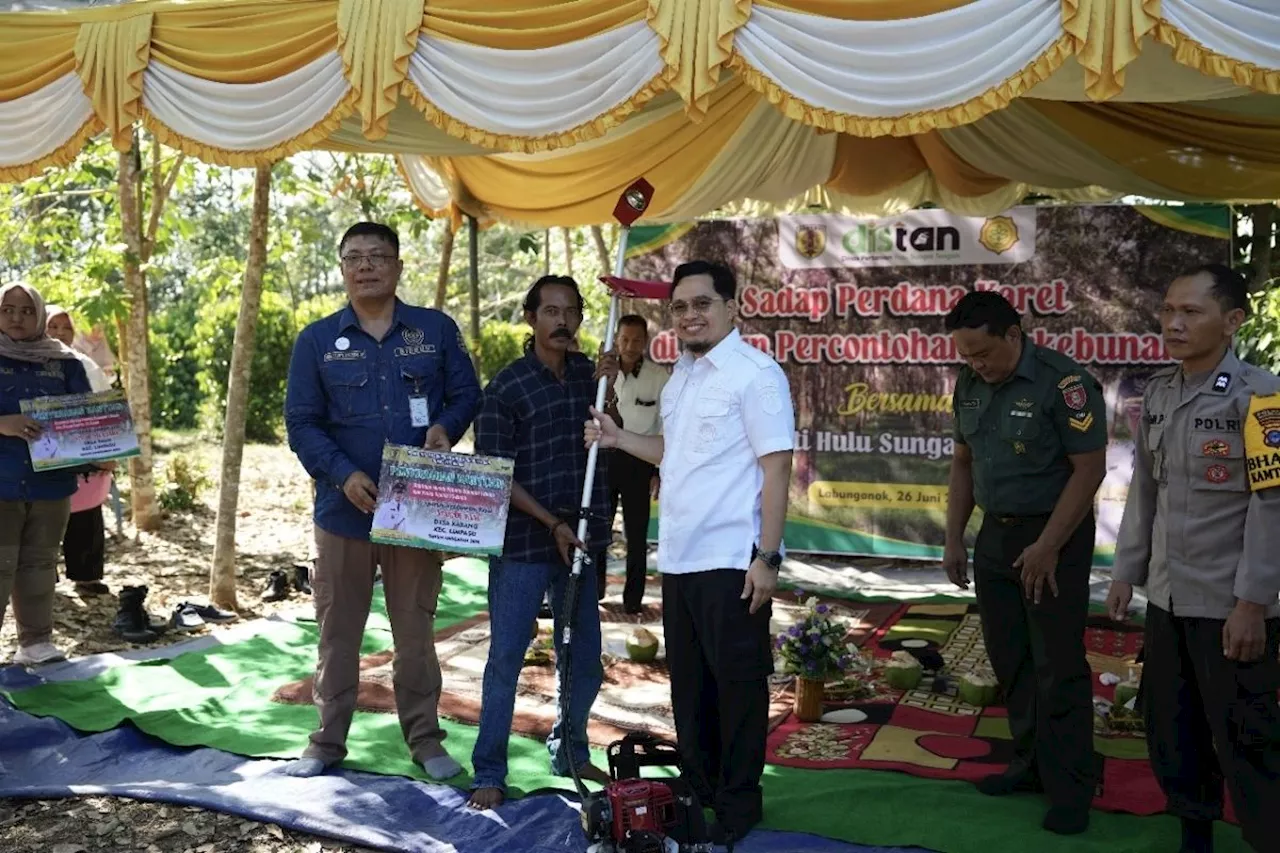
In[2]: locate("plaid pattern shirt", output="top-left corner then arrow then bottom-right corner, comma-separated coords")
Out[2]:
475,349 -> 611,564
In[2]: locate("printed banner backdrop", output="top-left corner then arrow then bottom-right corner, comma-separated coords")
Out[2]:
626,205 -> 1232,565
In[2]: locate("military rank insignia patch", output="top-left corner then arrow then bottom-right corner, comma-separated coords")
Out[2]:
1068,411 -> 1094,432
1213,372 -> 1231,393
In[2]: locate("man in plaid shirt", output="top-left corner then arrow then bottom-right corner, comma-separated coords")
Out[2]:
468,275 -> 620,810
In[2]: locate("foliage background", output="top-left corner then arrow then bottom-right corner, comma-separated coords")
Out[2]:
1,142 -> 618,441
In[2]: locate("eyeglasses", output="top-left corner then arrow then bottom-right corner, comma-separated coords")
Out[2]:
667,296 -> 721,318
340,253 -> 398,269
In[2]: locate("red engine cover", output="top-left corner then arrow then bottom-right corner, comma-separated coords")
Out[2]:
607,779 -> 677,839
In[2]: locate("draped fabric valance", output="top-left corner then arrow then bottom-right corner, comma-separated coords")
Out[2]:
1,0 -> 1278,223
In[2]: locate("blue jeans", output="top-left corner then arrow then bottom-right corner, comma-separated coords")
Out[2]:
470,556 -> 602,792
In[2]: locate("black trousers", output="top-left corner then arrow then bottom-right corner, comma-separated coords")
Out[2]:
608,452 -> 655,611
662,569 -> 772,834
973,512 -> 1097,810
62,506 -> 105,583
1140,604 -> 1280,851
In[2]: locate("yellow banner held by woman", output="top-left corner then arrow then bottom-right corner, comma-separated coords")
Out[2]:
1245,393 -> 1280,491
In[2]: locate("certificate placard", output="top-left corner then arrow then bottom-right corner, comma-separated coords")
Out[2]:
20,389 -> 141,472
370,444 -> 514,555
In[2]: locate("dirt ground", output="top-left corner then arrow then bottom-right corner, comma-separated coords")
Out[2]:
1,436 -> 383,853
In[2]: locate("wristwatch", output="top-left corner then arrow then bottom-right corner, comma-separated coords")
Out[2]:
756,549 -> 783,570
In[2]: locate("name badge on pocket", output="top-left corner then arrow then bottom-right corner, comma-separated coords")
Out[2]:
410,396 -> 430,428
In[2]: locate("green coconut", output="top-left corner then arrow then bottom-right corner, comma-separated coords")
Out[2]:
626,628 -> 660,663
883,651 -> 923,690
958,671 -> 999,706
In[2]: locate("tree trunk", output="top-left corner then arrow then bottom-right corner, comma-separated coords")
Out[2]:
1251,203 -> 1276,293
468,215 -> 481,375
209,165 -> 271,611
434,223 -> 455,310
118,146 -> 160,532
543,229 -> 551,276
591,225 -> 611,275
562,227 -> 574,279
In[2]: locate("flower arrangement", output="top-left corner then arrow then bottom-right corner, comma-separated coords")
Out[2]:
775,591 -> 864,681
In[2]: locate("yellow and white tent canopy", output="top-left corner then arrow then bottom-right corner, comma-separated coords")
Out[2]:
2,0 -> 1279,224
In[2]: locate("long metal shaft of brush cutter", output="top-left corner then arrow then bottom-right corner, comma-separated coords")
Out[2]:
559,227 -> 628,802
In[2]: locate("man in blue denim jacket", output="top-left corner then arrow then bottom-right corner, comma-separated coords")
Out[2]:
282,222 -> 480,780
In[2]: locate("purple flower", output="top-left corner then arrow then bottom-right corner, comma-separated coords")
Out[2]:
793,588 -> 806,599
774,636 -> 785,649
788,625 -> 801,637
816,604 -> 830,615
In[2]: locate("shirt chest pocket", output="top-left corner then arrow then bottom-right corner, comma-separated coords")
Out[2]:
1189,429 -> 1246,492
321,364 -> 374,421
397,355 -> 442,399
685,386 -> 736,461
2,372 -> 67,411
999,413 -> 1040,444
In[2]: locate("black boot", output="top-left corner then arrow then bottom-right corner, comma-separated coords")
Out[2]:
262,570 -> 290,602
113,586 -> 160,643
293,562 -> 313,596
132,585 -> 169,634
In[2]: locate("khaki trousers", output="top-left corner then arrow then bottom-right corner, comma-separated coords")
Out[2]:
305,527 -> 446,766
0,499 -> 71,648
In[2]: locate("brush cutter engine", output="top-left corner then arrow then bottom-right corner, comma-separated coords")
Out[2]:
580,733 -> 713,853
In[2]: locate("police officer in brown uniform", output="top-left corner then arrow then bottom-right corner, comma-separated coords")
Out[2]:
1108,264 -> 1280,853
943,291 -> 1108,836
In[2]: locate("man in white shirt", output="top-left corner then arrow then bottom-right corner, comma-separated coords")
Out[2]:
606,315 -> 668,613
372,481 -> 409,532
585,261 -> 795,844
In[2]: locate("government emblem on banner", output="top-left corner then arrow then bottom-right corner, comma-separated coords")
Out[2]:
979,216 -> 1019,255
795,225 -> 826,259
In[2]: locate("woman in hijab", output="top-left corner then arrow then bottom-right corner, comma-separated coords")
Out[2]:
46,305 -> 114,596
0,283 -> 92,666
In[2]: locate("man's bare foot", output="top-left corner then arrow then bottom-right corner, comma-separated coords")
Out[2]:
467,786 -> 504,810
576,762 -> 611,786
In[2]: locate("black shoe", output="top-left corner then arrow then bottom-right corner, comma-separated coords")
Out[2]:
170,604 -> 206,633
180,602 -> 237,623
1042,805 -> 1089,835
113,586 -> 160,644
1179,818 -> 1214,853
262,570 -> 290,602
293,563 -> 313,596
74,581 -> 110,596
976,770 -> 1042,796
